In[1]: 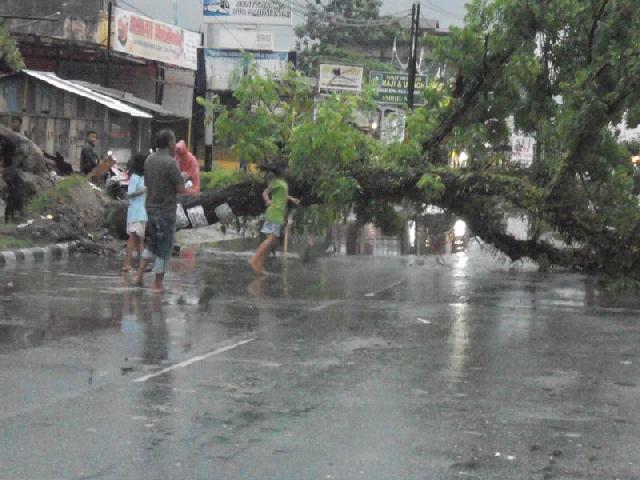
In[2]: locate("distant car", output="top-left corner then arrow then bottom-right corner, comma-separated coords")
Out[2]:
452,219 -> 467,253
452,236 -> 466,253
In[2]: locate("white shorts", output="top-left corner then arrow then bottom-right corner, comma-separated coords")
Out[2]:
261,222 -> 283,238
127,222 -> 146,239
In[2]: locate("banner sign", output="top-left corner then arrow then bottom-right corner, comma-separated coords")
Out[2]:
113,7 -> 201,70
369,71 -> 428,106
318,64 -> 364,93
205,49 -> 288,91
510,132 -> 535,166
203,0 -> 293,25
216,29 -> 274,51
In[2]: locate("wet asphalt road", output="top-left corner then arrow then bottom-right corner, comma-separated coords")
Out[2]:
0,244 -> 639,480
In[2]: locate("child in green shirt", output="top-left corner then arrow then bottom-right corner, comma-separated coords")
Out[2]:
249,164 -> 300,275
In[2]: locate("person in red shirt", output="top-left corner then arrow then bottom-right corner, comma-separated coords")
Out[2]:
175,140 -> 201,195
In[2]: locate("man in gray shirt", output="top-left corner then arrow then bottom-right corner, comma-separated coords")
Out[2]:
135,129 -> 185,293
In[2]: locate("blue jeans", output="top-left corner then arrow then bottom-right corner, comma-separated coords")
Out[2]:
143,214 -> 176,274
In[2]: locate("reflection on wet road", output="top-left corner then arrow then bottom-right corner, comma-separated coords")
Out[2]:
1,245 -> 639,479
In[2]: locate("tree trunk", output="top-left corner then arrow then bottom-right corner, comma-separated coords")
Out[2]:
1,127 -> 52,221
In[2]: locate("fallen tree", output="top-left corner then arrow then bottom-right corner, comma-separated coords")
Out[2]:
7,0 -> 640,282
1,126 -> 53,221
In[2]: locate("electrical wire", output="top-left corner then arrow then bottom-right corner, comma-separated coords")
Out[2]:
117,0 -> 155,19
423,0 -> 464,21
10,11 -> 63,30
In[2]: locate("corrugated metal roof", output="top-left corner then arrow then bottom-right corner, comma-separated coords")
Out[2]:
75,81 -> 188,118
22,70 -> 153,118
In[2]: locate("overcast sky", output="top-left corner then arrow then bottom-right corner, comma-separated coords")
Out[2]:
122,0 -> 468,32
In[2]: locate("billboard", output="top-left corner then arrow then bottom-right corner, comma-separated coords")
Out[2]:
112,7 -> 201,70
203,0 -> 293,25
510,132 -> 535,166
215,29 -> 274,51
369,71 -> 428,106
205,49 -> 288,91
318,64 -> 364,93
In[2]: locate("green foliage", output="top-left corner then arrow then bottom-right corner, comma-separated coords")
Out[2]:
295,0 -> 407,76
289,92 -> 379,213
209,58 -> 314,167
356,200 -> 406,236
200,169 -> 258,191
0,25 -> 23,72
198,0 -> 640,279
417,174 -> 445,202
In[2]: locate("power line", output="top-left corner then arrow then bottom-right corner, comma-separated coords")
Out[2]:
117,0 -> 155,19
423,0 -> 463,21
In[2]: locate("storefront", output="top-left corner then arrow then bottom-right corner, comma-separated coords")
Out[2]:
0,70 -> 152,169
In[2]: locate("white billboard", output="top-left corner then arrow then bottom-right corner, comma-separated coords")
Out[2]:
511,132 -> 535,166
205,49 -> 288,91
203,0 -> 293,25
318,64 -> 364,93
215,29 -> 274,51
112,7 -> 201,70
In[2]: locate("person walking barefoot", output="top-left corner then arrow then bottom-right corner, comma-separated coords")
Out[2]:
249,162 -> 300,275
122,154 -> 147,272
135,130 -> 186,293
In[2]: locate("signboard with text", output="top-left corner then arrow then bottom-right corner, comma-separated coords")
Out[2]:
112,7 -> 200,70
203,0 -> 293,25
205,49 -> 288,91
369,71 -> 428,106
318,64 -> 364,93
216,29 -> 274,51
510,132 -> 535,166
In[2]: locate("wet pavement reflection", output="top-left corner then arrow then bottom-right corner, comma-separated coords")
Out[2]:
0,242 -> 639,479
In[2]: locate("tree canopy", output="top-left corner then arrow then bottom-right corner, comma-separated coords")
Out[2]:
0,24 -> 24,72
204,0 -> 640,280
295,0 -> 406,75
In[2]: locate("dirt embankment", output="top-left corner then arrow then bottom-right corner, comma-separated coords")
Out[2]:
9,176 -> 118,247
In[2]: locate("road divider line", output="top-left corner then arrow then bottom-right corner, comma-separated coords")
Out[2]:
133,337 -> 256,383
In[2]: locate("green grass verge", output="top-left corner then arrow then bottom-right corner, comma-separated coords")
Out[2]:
0,237 -> 32,251
27,175 -> 87,214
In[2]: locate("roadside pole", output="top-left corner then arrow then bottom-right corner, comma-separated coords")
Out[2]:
407,2 -> 421,110
105,2 -> 113,88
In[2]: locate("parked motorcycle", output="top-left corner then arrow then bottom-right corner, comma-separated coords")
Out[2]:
105,162 -> 130,200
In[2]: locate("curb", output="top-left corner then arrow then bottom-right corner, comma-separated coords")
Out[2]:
0,242 -> 78,268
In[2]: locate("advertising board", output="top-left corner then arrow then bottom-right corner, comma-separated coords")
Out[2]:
113,7 -> 200,70
203,0 -> 292,25
318,64 -> 364,93
369,71 -> 427,106
205,49 -> 288,91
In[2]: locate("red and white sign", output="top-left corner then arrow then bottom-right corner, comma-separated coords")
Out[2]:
112,7 -> 201,70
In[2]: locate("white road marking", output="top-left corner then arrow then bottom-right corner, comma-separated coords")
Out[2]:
133,338 -> 256,383
417,318 -> 432,325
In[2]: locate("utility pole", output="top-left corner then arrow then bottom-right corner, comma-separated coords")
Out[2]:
407,2 -> 421,110
173,0 -> 179,25
105,2 -> 113,88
